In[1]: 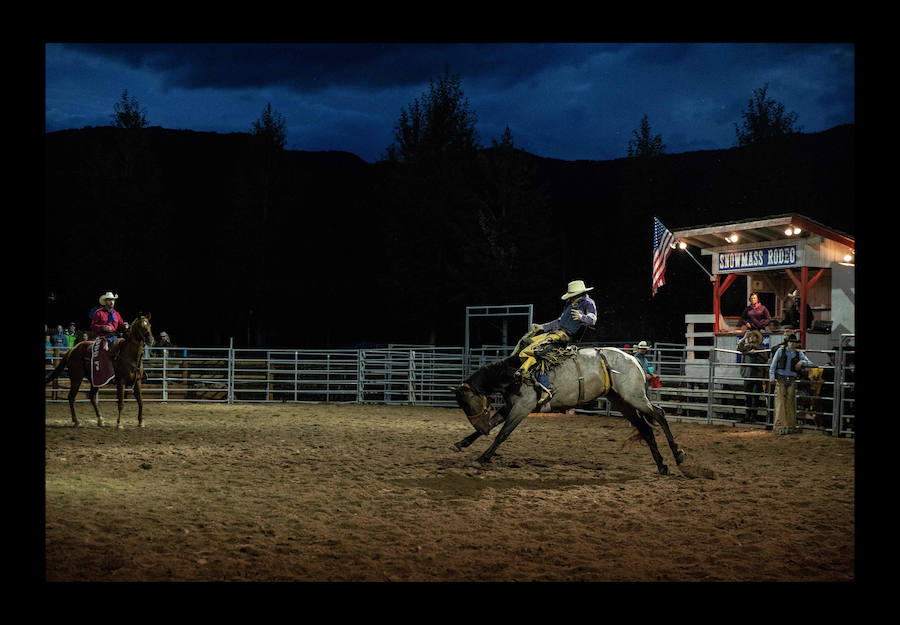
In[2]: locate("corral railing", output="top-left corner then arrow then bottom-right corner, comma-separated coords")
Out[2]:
44,335 -> 854,437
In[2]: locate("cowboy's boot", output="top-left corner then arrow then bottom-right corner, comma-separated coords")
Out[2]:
515,355 -> 537,382
534,371 -> 554,407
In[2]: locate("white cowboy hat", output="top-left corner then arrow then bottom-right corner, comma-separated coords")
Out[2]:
636,340 -> 650,349
99,291 -> 119,304
561,280 -> 594,300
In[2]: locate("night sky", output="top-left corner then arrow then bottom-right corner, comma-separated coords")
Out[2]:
45,42 -> 855,163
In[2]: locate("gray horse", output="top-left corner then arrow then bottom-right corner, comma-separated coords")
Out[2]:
449,347 -> 686,474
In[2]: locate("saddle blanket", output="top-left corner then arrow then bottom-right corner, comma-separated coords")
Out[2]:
91,338 -> 116,387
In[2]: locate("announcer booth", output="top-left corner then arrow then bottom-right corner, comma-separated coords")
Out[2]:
670,214 -> 855,365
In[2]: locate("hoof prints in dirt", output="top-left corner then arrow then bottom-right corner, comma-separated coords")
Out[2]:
44,403 -> 854,582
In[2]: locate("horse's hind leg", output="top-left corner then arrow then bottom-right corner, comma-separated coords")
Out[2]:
89,385 -> 104,427
652,405 -> 686,465
612,397 -> 669,475
67,375 -> 82,427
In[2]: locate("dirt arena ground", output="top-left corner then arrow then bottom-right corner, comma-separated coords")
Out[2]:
43,401 -> 855,582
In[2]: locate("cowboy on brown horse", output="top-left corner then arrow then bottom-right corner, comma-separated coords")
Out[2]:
46,308 -> 154,428
92,291 -> 126,352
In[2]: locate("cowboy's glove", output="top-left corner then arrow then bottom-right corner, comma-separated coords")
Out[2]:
571,310 -> 583,321
530,324 -> 543,333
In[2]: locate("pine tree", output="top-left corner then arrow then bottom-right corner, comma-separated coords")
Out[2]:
111,90 -> 148,129
627,115 -> 665,158
735,84 -> 802,147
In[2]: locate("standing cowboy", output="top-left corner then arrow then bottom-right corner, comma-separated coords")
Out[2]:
91,291 -> 127,360
737,329 -> 768,423
768,333 -> 813,435
516,280 -> 597,405
633,340 -> 658,394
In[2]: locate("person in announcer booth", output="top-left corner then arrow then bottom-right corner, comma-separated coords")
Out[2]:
740,292 -> 771,333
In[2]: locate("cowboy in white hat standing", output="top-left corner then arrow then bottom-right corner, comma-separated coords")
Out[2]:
515,280 -> 597,405
91,292 -> 127,359
769,333 -> 813,435
632,340 -> 657,393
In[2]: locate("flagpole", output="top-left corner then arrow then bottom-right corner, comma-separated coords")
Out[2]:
681,246 -> 715,281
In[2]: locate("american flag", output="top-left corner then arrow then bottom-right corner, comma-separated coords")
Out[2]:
652,217 -> 675,296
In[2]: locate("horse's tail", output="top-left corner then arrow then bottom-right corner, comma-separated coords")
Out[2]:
45,351 -> 69,384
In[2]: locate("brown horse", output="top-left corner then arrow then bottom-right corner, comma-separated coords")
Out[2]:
45,314 -> 154,428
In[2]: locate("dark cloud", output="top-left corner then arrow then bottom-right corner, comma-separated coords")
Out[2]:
48,42 -> 855,163
62,43 -> 604,92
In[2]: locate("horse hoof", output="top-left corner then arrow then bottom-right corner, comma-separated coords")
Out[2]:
450,443 -> 462,452
659,464 -> 669,475
676,449 -> 686,464
470,460 -> 483,469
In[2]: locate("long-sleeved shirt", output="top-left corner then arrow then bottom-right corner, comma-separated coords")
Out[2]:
769,344 -> 813,381
741,303 -> 771,331
540,295 -> 597,336
91,307 -> 125,340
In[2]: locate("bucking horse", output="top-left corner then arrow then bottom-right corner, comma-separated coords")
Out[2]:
450,345 -> 686,474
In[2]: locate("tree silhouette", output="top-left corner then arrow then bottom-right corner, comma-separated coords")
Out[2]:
735,84 -> 802,147
251,102 -> 287,151
385,70 -> 480,165
627,115 -> 666,158
379,71 -> 485,343
111,90 -> 148,129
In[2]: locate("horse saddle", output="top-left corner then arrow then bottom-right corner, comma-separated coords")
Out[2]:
528,345 -> 611,405
90,338 -> 116,387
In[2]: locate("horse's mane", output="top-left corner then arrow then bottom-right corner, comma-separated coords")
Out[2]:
464,355 -> 520,395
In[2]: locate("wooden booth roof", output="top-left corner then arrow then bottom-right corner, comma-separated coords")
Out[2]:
670,214 -> 854,251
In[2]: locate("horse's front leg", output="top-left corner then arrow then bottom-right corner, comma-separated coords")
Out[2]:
451,430 -> 482,452
134,379 -> 144,427
115,382 -> 125,429
452,403 -> 509,451
472,402 -> 530,469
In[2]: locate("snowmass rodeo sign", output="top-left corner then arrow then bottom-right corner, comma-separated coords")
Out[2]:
716,244 -> 798,274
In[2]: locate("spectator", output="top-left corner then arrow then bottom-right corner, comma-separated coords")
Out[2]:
51,325 -> 68,348
769,333 -> 814,435
154,330 -> 174,357
740,292 -> 771,332
45,335 -> 54,364
64,322 -> 78,348
632,340 -> 657,393
782,289 -> 813,330
736,329 -> 768,423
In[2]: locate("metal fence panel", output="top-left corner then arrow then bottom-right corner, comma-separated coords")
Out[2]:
44,336 -> 854,436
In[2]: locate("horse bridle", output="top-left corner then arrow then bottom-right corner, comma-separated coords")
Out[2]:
129,316 -> 153,344
459,383 -> 496,425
